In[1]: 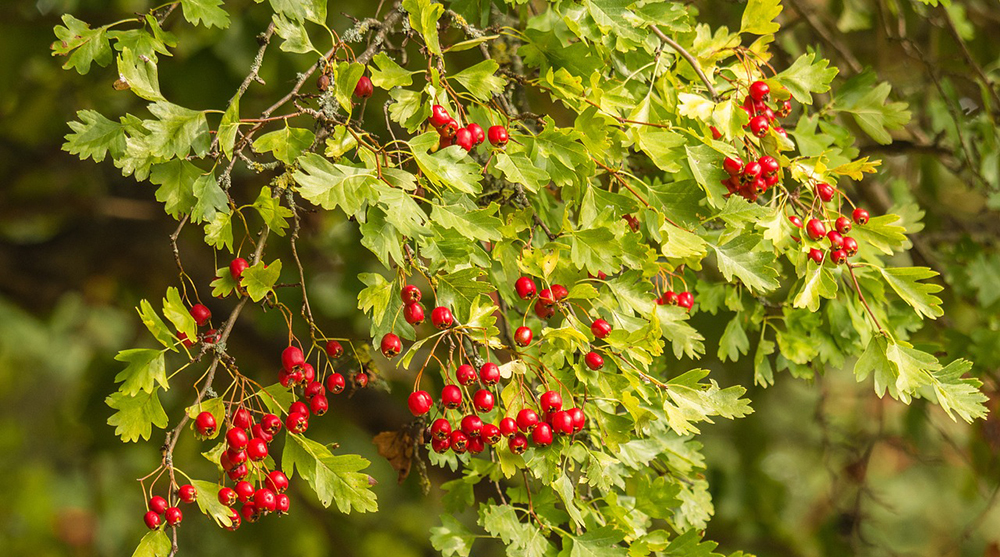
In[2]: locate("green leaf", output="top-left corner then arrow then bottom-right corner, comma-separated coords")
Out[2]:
493,152 -> 550,193
436,267 -> 495,321
370,52 -> 418,89
569,225 -> 620,275
210,266 -> 238,298
108,16 -> 176,62
715,196 -> 770,228
833,71 -> 911,145
876,266 -> 944,319
431,202 -> 503,242
409,133 -> 483,194
252,187 -> 293,236
430,515 -> 475,557
360,208 -> 406,267
740,0 -> 783,35
180,0 -> 230,28
775,52 -> 839,105
163,286 -> 197,342
685,144 -> 730,208
663,369 -> 753,435
657,305 -> 706,359
137,299 -> 176,350
269,0 -> 327,24
334,62 -> 366,113
717,316 -> 749,363
479,504 -> 553,557
107,389 -> 169,442
149,160 -> 200,219
850,214 -> 907,256
402,0 -> 444,57
660,222 -> 708,269
711,234 -> 780,293
52,15 -> 112,74
449,60 -> 505,101
63,110 -> 126,162
272,13 -> 313,53
190,480 -> 234,528
930,360 -> 988,423
114,349 -> 167,396
967,252 -> 1000,307
568,526 -> 628,557
523,121 -> 595,188
257,383 -> 295,415
242,259 -> 282,302
145,101 -> 210,159
205,211 -> 234,253
282,434 -> 377,513
253,127 -> 315,165
131,530 -> 171,557
792,265 -> 838,311
293,153 -> 377,216
219,96 -> 240,160
190,172 -> 228,224
117,47 -> 164,101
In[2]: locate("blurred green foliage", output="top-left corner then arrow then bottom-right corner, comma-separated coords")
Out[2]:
1,0 -> 998,556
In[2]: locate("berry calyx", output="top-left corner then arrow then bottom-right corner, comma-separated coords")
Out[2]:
431,418 -> 452,440
177,484 -> 197,504
482,423 -> 502,444
326,372 -> 346,394
473,389 -> 494,413
450,430 -> 469,453
441,384 -> 462,409
235,481 -> 255,502
229,258 -> 249,282
515,276 -> 537,300
749,80 -> 770,101
806,219 -> 827,241
440,118 -> 459,138
461,414 -> 483,437
164,507 -> 183,526
591,318 -> 612,339
218,487 -> 238,507
584,351 -> 604,370
144,510 -> 162,530
431,307 -> 454,329
852,207 -> 870,225
479,362 -> 500,385
508,433 -> 528,454
532,422 -> 553,446
401,284 -> 422,304
534,299 -> 555,319
325,340 -> 344,359
281,346 -> 304,372
286,412 -> 308,434
540,391 -> 563,413
514,326 -> 533,347
380,333 -> 402,358
408,390 -> 433,416
456,364 -> 477,385
261,413 -> 281,435
353,75 -> 373,98
149,496 -> 168,515
253,489 -> 276,513
487,125 -> 508,147
759,155 -> 780,177
189,304 -> 211,327
355,371 -> 368,388
660,291 -> 679,306
275,494 -> 290,515
195,411 -> 217,437
309,395 -> 328,416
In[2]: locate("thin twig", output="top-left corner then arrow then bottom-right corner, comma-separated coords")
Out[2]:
650,25 -> 718,101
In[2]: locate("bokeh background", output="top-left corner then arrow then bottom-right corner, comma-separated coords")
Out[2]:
1,0 -> 998,556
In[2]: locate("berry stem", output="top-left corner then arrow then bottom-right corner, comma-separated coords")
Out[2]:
846,262 -> 886,335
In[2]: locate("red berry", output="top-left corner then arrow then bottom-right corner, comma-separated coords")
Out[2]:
774,126 -> 787,137
827,231 -> 844,249
829,249 -> 847,265
552,284 -> 569,301
232,408 -> 252,431
467,123 -> 486,145
540,391 -> 563,413
227,463 -> 249,481
741,161 -> 762,184
835,216 -> 852,235
806,219 -> 827,241
253,488 -> 276,513
261,413 -> 281,435
532,422 -> 553,446
450,430 -> 469,453
403,302 -> 425,325
290,401 -> 309,416
195,411 -> 217,437
765,172 -> 780,187
777,99 -> 792,118
479,423 -> 499,445
508,433 -> 528,454
487,125 -> 508,147
816,183 -> 835,202
164,506 -> 183,526
623,213 -> 641,232
241,503 -> 260,523
431,307 -> 454,329
660,291 -> 679,306
723,156 -> 744,175
178,331 -> 195,348
218,487 -> 238,507
515,277 -> 537,300
455,127 -> 474,151
852,208 -> 870,225
440,118 -> 459,138
843,236 -> 859,257
677,291 -> 694,310
591,318 -> 612,339
534,299 -> 555,319
326,372 -> 346,394
431,437 -> 451,453
480,362 -> 500,386
149,496 -> 168,515
568,407 -> 586,432
144,510 -> 162,530
551,410 -> 574,435
246,438 -> 268,461
461,414 -> 483,437
286,412 -> 308,434
469,435 -> 485,454
275,494 -> 290,515
516,408 -> 540,432
226,427 -> 248,450
473,389 -> 494,413
304,380 -> 325,400
235,481 -> 255,502
788,215 -> 803,228
758,155 -> 780,176
456,364 -> 478,385
430,105 -> 450,128
749,115 -> 769,137
227,446 -> 247,466
408,390 -> 433,416
431,418 -> 452,440
353,75 -> 373,98
309,394 -> 329,416
584,351 -> 604,370
808,248 -> 825,264
281,346 -> 304,372
325,340 -> 344,359
380,333 -> 402,358
266,470 -> 289,493
514,326 -> 533,347
189,304 -> 211,327
225,509 -> 241,530
710,126 -> 722,140
401,284 -> 422,304
441,385 -> 462,409
749,80 -> 770,101
177,484 -> 197,504
251,423 -> 273,444
499,417 -> 518,438
229,258 -> 249,282
355,371 -> 369,388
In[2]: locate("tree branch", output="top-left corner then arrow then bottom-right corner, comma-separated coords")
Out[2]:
650,25 -> 719,101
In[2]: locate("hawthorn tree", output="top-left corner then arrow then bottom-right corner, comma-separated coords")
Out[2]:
51,0 -> 990,555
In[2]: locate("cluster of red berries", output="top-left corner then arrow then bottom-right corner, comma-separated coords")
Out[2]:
656,289 -> 694,310
428,104 -> 508,152
378,285 -> 455,359
143,484 -> 197,530
513,276 -> 606,369
716,80 -> 794,202
791,207 -> 869,266
179,302 -> 218,347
